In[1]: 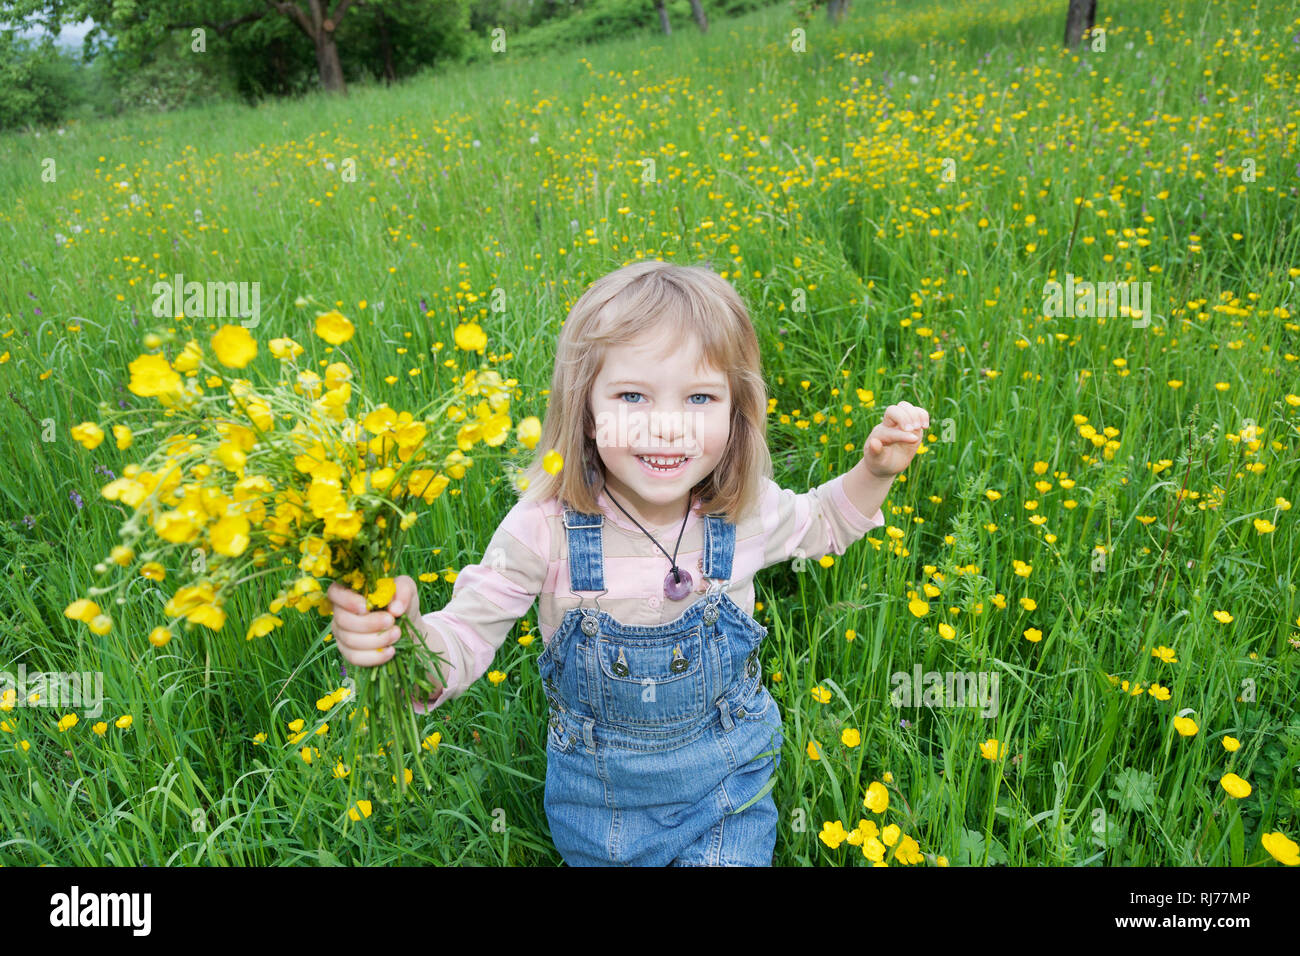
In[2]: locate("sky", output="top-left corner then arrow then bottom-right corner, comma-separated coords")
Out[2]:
15,17 -> 96,49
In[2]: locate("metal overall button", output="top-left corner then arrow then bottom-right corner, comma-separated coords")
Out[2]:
580,612 -> 599,636
612,647 -> 629,677
702,600 -> 720,625
670,644 -> 688,674
746,649 -> 759,678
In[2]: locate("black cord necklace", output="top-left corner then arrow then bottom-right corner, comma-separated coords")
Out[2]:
602,482 -> 695,600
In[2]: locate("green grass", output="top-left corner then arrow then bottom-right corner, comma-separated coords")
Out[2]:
0,0 -> 1298,866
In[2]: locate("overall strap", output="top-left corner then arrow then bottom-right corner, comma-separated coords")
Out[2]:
701,512 -> 735,582
562,507 -> 605,592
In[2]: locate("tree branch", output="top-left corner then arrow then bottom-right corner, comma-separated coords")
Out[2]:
164,9 -> 269,36
329,0 -> 357,29
266,0 -> 316,38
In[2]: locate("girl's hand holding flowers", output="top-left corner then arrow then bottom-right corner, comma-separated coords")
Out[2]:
328,576 -> 419,667
864,401 -> 930,478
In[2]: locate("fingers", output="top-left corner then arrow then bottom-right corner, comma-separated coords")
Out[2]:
326,581 -> 400,659
884,402 -> 930,433
389,575 -> 418,617
339,643 -> 397,667
326,581 -> 366,615
871,428 -> 922,449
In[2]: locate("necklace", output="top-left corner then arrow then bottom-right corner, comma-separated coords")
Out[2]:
601,482 -> 695,600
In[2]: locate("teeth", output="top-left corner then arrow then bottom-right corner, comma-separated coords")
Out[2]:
640,455 -> 685,468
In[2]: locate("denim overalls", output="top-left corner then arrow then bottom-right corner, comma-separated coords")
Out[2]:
538,505 -> 784,866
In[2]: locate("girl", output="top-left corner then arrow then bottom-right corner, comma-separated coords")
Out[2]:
327,260 -> 928,866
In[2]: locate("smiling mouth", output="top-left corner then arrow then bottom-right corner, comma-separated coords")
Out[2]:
636,454 -> 691,473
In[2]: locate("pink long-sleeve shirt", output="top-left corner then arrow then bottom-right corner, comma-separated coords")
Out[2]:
414,471 -> 885,712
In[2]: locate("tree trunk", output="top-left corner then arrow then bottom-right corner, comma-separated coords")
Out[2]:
689,0 -> 708,32
656,0 -> 671,35
828,0 -> 850,24
315,30 -> 346,93
1064,0 -> 1097,48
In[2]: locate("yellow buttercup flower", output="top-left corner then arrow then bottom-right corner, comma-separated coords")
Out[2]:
1220,773 -> 1251,799
64,599 -> 100,623
391,768 -> 414,786
173,340 -> 202,372
315,310 -> 355,345
841,728 -> 861,747
245,614 -> 282,641
348,799 -> 373,821
210,515 -> 251,557
71,422 -> 105,450
819,820 -> 849,849
270,337 -> 304,360
148,626 -> 172,648
863,781 -> 889,814
517,416 -> 542,449
115,715 -> 132,729
862,836 -> 886,862
1173,715 -> 1199,737
1222,736 -> 1240,752
367,577 -> 397,610
542,449 -> 564,475
896,834 -> 924,865
980,738 -> 1006,760
908,598 -> 930,617
127,353 -> 182,397
453,322 -> 487,352
211,325 -> 258,368
810,685 -> 831,704
806,739 -> 822,760
1261,832 -> 1299,866
422,732 -> 442,751
488,670 -> 507,685
57,713 -> 79,732
112,424 -> 133,450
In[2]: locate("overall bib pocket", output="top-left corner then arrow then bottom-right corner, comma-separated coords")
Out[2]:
595,627 -> 707,727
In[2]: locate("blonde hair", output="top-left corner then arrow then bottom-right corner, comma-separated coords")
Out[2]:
519,260 -> 772,521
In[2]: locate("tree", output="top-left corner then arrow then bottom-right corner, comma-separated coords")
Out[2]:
1064,0 -> 1097,48
688,0 -> 708,32
654,0 -> 671,34
651,0 -> 710,35
0,0 -> 374,94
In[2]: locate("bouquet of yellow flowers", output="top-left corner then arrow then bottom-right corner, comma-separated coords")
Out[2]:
65,305 -> 532,805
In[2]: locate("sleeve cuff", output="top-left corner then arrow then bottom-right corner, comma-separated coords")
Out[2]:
826,471 -> 886,534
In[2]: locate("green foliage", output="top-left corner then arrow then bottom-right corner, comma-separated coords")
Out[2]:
0,32 -> 82,131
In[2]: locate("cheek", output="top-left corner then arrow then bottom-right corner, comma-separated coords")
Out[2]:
701,407 -> 732,451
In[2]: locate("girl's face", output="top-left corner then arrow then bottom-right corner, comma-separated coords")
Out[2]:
586,327 -> 731,528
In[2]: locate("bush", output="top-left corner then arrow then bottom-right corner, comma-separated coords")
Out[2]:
0,32 -> 83,131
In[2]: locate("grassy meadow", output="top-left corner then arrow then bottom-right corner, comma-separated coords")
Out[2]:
1,0 -> 1298,866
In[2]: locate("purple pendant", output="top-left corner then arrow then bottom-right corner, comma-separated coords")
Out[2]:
664,567 -> 693,601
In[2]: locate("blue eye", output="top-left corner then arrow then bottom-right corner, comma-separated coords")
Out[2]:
618,392 -> 644,403
688,394 -> 714,405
